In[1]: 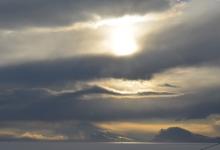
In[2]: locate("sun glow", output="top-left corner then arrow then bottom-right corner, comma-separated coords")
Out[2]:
95,12 -> 180,56
99,15 -> 146,56
109,26 -> 138,56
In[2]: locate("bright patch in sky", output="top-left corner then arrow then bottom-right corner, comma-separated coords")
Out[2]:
109,26 -> 138,56
98,15 -> 148,56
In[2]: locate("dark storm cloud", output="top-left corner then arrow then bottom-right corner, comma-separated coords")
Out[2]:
0,85 -> 219,122
0,0 -> 170,29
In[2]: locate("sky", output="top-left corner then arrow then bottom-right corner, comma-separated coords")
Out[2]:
0,0 -> 220,142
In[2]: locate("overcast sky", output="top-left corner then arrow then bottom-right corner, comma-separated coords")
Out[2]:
0,0 -> 220,142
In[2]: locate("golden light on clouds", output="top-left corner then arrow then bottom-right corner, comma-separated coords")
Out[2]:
89,79 -> 155,94
21,132 -> 66,141
0,130 -> 66,141
96,121 -> 218,137
97,8 -> 183,56
13,9 -> 183,60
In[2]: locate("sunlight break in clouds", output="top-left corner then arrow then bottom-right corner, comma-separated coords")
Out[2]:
0,2 -> 185,67
0,0 -> 220,143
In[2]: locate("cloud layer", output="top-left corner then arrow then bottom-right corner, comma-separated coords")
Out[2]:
0,0 -> 170,29
0,0 -> 220,141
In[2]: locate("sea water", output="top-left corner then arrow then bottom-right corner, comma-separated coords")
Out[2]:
0,142 -> 219,150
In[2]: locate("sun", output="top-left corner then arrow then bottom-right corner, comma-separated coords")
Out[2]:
109,26 -> 138,56
98,15 -> 143,56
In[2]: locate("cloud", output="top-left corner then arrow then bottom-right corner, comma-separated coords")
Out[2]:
0,84 -> 219,122
1,0 -> 220,86
0,121 -> 132,142
64,85 -> 176,97
159,83 -> 179,88
0,0 -> 220,140
0,57 -> 219,88
0,0 -> 170,29
0,130 -> 66,141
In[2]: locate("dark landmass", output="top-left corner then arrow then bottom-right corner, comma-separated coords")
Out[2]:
153,127 -> 220,143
